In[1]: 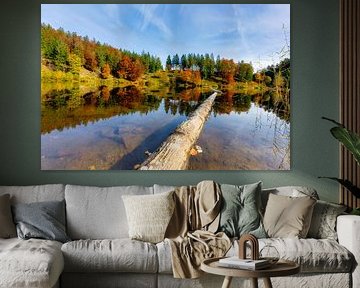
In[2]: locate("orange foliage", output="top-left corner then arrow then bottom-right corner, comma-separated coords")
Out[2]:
100,86 -> 110,102
219,59 -> 237,83
177,70 -> 201,85
117,56 -> 144,81
101,63 -> 111,79
84,47 -> 97,71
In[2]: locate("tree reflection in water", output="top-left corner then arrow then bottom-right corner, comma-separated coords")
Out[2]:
41,85 -> 290,170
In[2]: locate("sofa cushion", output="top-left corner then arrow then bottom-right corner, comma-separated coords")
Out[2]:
122,191 -> 175,243
238,238 -> 353,273
0,184 -> 65,204
218,182 -> 266,238
258,238 -> 353,273
307,200 -> 347,240
0,194 -> 16,238
61,239 -> 158,273
12,200 -> 70,243
261,186 -> 319,213
158,238 -> 353,274
65,185 -> 153,239
0,238 -> 64,288
263,194 -> 316,238
153,184 -> 177,194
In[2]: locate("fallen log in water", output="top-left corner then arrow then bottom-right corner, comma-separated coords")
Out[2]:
138,92 -> 217,170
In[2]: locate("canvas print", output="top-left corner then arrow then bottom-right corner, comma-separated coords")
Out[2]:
41,4 -> 290,170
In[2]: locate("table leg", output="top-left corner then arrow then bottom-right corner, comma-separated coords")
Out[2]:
263,277 -> 273,288
221,276 -> 233,288
251,278 -> 258,288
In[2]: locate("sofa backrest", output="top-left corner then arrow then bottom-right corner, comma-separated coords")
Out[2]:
65,184 -> 153,240
0,184 -> 65,204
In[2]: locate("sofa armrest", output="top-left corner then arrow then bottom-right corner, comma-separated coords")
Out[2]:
337,215 -> 360,288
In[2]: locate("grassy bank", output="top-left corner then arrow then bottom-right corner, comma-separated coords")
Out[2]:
41,65 -> 268,97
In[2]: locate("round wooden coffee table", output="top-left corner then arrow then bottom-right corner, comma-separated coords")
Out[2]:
201,257 -> 300,288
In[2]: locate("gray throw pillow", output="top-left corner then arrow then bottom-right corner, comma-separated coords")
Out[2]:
12,200 -> 70,243
0,194 -> 17,238
307,200 -> 347,240
217,182 -> 267,238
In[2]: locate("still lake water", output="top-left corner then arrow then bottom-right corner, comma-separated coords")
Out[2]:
41,85 -> 290,170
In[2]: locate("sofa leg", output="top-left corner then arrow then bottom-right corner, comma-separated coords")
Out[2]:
251,278 -> 258,288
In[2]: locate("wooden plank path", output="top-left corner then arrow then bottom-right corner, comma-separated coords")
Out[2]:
138,92 -> 217,170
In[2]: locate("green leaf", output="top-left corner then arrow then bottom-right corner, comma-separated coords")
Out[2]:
322,117 -> 360,165
319,177 -> 360,198
321,116 -> 344,127
330,126 -> 360,165
350,208 -> 360,215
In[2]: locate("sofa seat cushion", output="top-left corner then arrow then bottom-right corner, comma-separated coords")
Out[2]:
232,238 -> 353,273
62,239 -> 158,273
157,238 -> 353,274
0,238 -> 64,288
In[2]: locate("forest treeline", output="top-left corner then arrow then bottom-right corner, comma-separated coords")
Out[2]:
41,24 -> 162,81
41,24 -> 290,89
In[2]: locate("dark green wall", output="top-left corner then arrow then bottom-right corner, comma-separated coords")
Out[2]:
0,0 -> 340,202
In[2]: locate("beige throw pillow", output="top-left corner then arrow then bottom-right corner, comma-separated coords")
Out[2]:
0,194 -> 17,238
122,191 -> 175,243
263,193 -> 316,238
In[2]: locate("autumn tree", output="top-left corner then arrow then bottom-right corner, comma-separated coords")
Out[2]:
68,53 -> 82,75
117,56 -> 144,81
254,72 -> 265,85
41,24 -> 162,77
274,72 -> 285,88
176,70 -> 201,86
128,59 -> 145,81
101,63 -> 111,79
117,55 -> 132,79
84,47 -> 97,71
218,59 -> 237,83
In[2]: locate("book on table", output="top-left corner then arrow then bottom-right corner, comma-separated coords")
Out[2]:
218,257 -> 271,270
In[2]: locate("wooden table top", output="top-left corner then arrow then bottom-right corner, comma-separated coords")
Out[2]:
201,257 -> 300,278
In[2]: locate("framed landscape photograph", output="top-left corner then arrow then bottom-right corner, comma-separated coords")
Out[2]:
41,4 -> 290,170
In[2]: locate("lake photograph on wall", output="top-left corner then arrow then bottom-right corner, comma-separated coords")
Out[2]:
41,4 -> 291,170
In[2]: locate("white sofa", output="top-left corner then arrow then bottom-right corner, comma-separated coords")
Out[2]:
0,184 -> 359,288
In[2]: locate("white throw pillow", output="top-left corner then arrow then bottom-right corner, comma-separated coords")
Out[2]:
122,191 -> 175,243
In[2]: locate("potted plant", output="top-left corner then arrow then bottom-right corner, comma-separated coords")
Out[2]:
320,117 -> 360,215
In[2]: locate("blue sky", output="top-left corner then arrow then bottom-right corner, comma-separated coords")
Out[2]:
41,4 -> 290,70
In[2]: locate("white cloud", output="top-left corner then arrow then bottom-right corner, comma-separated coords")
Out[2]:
133,4 -> 173,39
230,4 -> 290,70
102,4 -> 123,28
